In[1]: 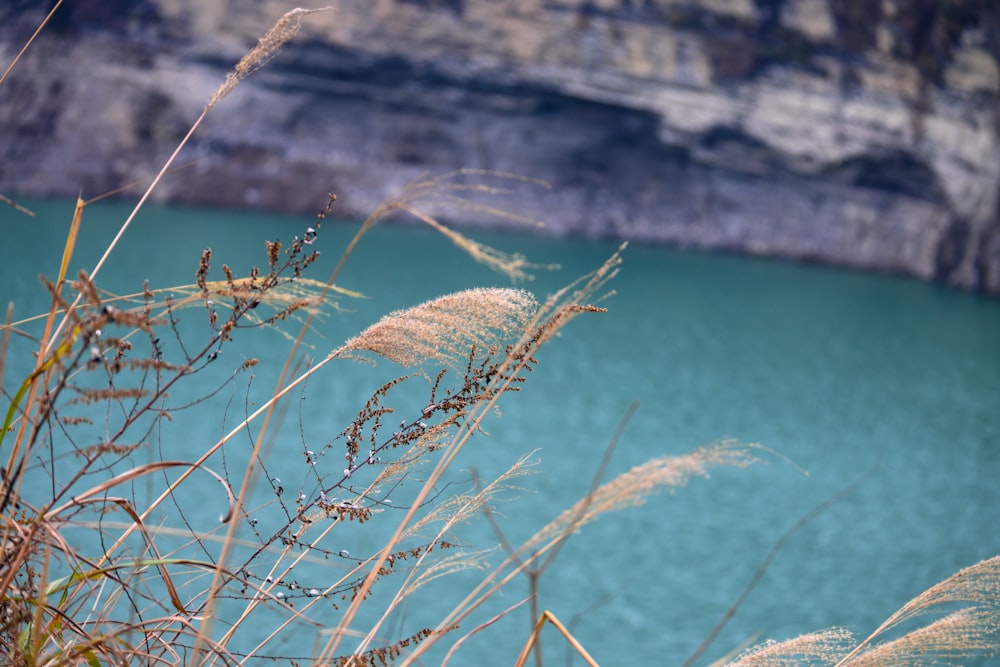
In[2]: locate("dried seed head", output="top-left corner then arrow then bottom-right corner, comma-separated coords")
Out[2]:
209,8 -> 332,107
346,288 -> 538,368
526,441 -> 762,551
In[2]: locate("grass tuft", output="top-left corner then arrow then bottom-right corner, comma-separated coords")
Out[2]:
346,288 -> 537,368
1,3 -> 998,667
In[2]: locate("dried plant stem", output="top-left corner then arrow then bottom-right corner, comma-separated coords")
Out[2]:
0,194 -> 34,216
683,454 -> 881,667
513,610 -> 600,667
45,7 -> 332,354
0,303 -> 11,419
441,597 -> 534,667
323,335 -> 538,660
94,346 -> 346,565
0,197 -> 84,515
324,247 -> 625,664
834,555 -> 1000,666
0,0 -> 63,87
85,116 -> 205,288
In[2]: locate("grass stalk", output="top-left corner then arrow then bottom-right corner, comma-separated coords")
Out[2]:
2,4 -> 998,666
0,0 -> 63,87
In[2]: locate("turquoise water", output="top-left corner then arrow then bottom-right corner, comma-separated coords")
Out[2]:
3,198 -> 999,665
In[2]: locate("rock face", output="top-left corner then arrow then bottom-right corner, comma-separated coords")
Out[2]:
2,0 -> 999,291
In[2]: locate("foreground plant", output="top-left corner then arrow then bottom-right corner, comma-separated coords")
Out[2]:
1,9 -> 627,665
723,555 -> 1000,666
0,190 -> 630,665
2,4 -> 999,667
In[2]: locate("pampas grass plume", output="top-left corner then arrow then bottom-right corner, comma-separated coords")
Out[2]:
345,287 -> 538,368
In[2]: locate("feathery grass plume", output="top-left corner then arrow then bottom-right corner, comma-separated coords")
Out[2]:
209,7 -> 333,108
72,8 -> 332,297
345,288 -> 538,368
722,556 -> 1000,667
855,553 -> 1000,638
398,455 -> 537,594
348,170 -> 559,283
835,554 -> 1000,666
723,628 -> 854,667
322,251 -> 624,664
841,609 -> 998,666
524,440 -> 762,553
7,277 -> 359,345
368,248 -> 626,667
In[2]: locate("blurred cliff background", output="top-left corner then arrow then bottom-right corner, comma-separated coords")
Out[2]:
2,0 -> 999,292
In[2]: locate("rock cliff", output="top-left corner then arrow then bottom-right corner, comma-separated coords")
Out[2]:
2,0 -> 999,291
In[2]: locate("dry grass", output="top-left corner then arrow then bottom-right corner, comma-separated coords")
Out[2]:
723,629 -> 855,666
209,7 -> 333,108
524,440 -> 762,553
346,288 -> 537,368
722,555 -> 1000,667
2,4 -> 999,667
0,6 -> 618,665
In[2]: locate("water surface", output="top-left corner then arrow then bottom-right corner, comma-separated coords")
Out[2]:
3,198 -> 998,665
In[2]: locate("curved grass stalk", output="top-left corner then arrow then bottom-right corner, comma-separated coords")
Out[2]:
318,245 -> 624,664
0,0 -> 63,87
40,7 -> 332,360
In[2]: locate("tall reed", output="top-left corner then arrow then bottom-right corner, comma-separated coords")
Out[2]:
1,4 -> 998,667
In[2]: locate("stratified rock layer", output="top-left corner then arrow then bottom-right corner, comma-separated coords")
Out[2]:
2,0 -> 999,291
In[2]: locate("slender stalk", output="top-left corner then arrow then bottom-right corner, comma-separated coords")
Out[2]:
94,346 -> 347,566
0,0 -> 63,87
513,611 -> 600,667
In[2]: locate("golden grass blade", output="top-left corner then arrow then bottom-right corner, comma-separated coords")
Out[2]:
35,195 -> 84,375
0,197 -> 85,507
57,197 -> 85,288
57,496 -> 189,614
513,610 -> 601,667
0,303 -> 11,415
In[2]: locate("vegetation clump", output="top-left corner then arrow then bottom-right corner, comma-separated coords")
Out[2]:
1,4 -> 998,666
